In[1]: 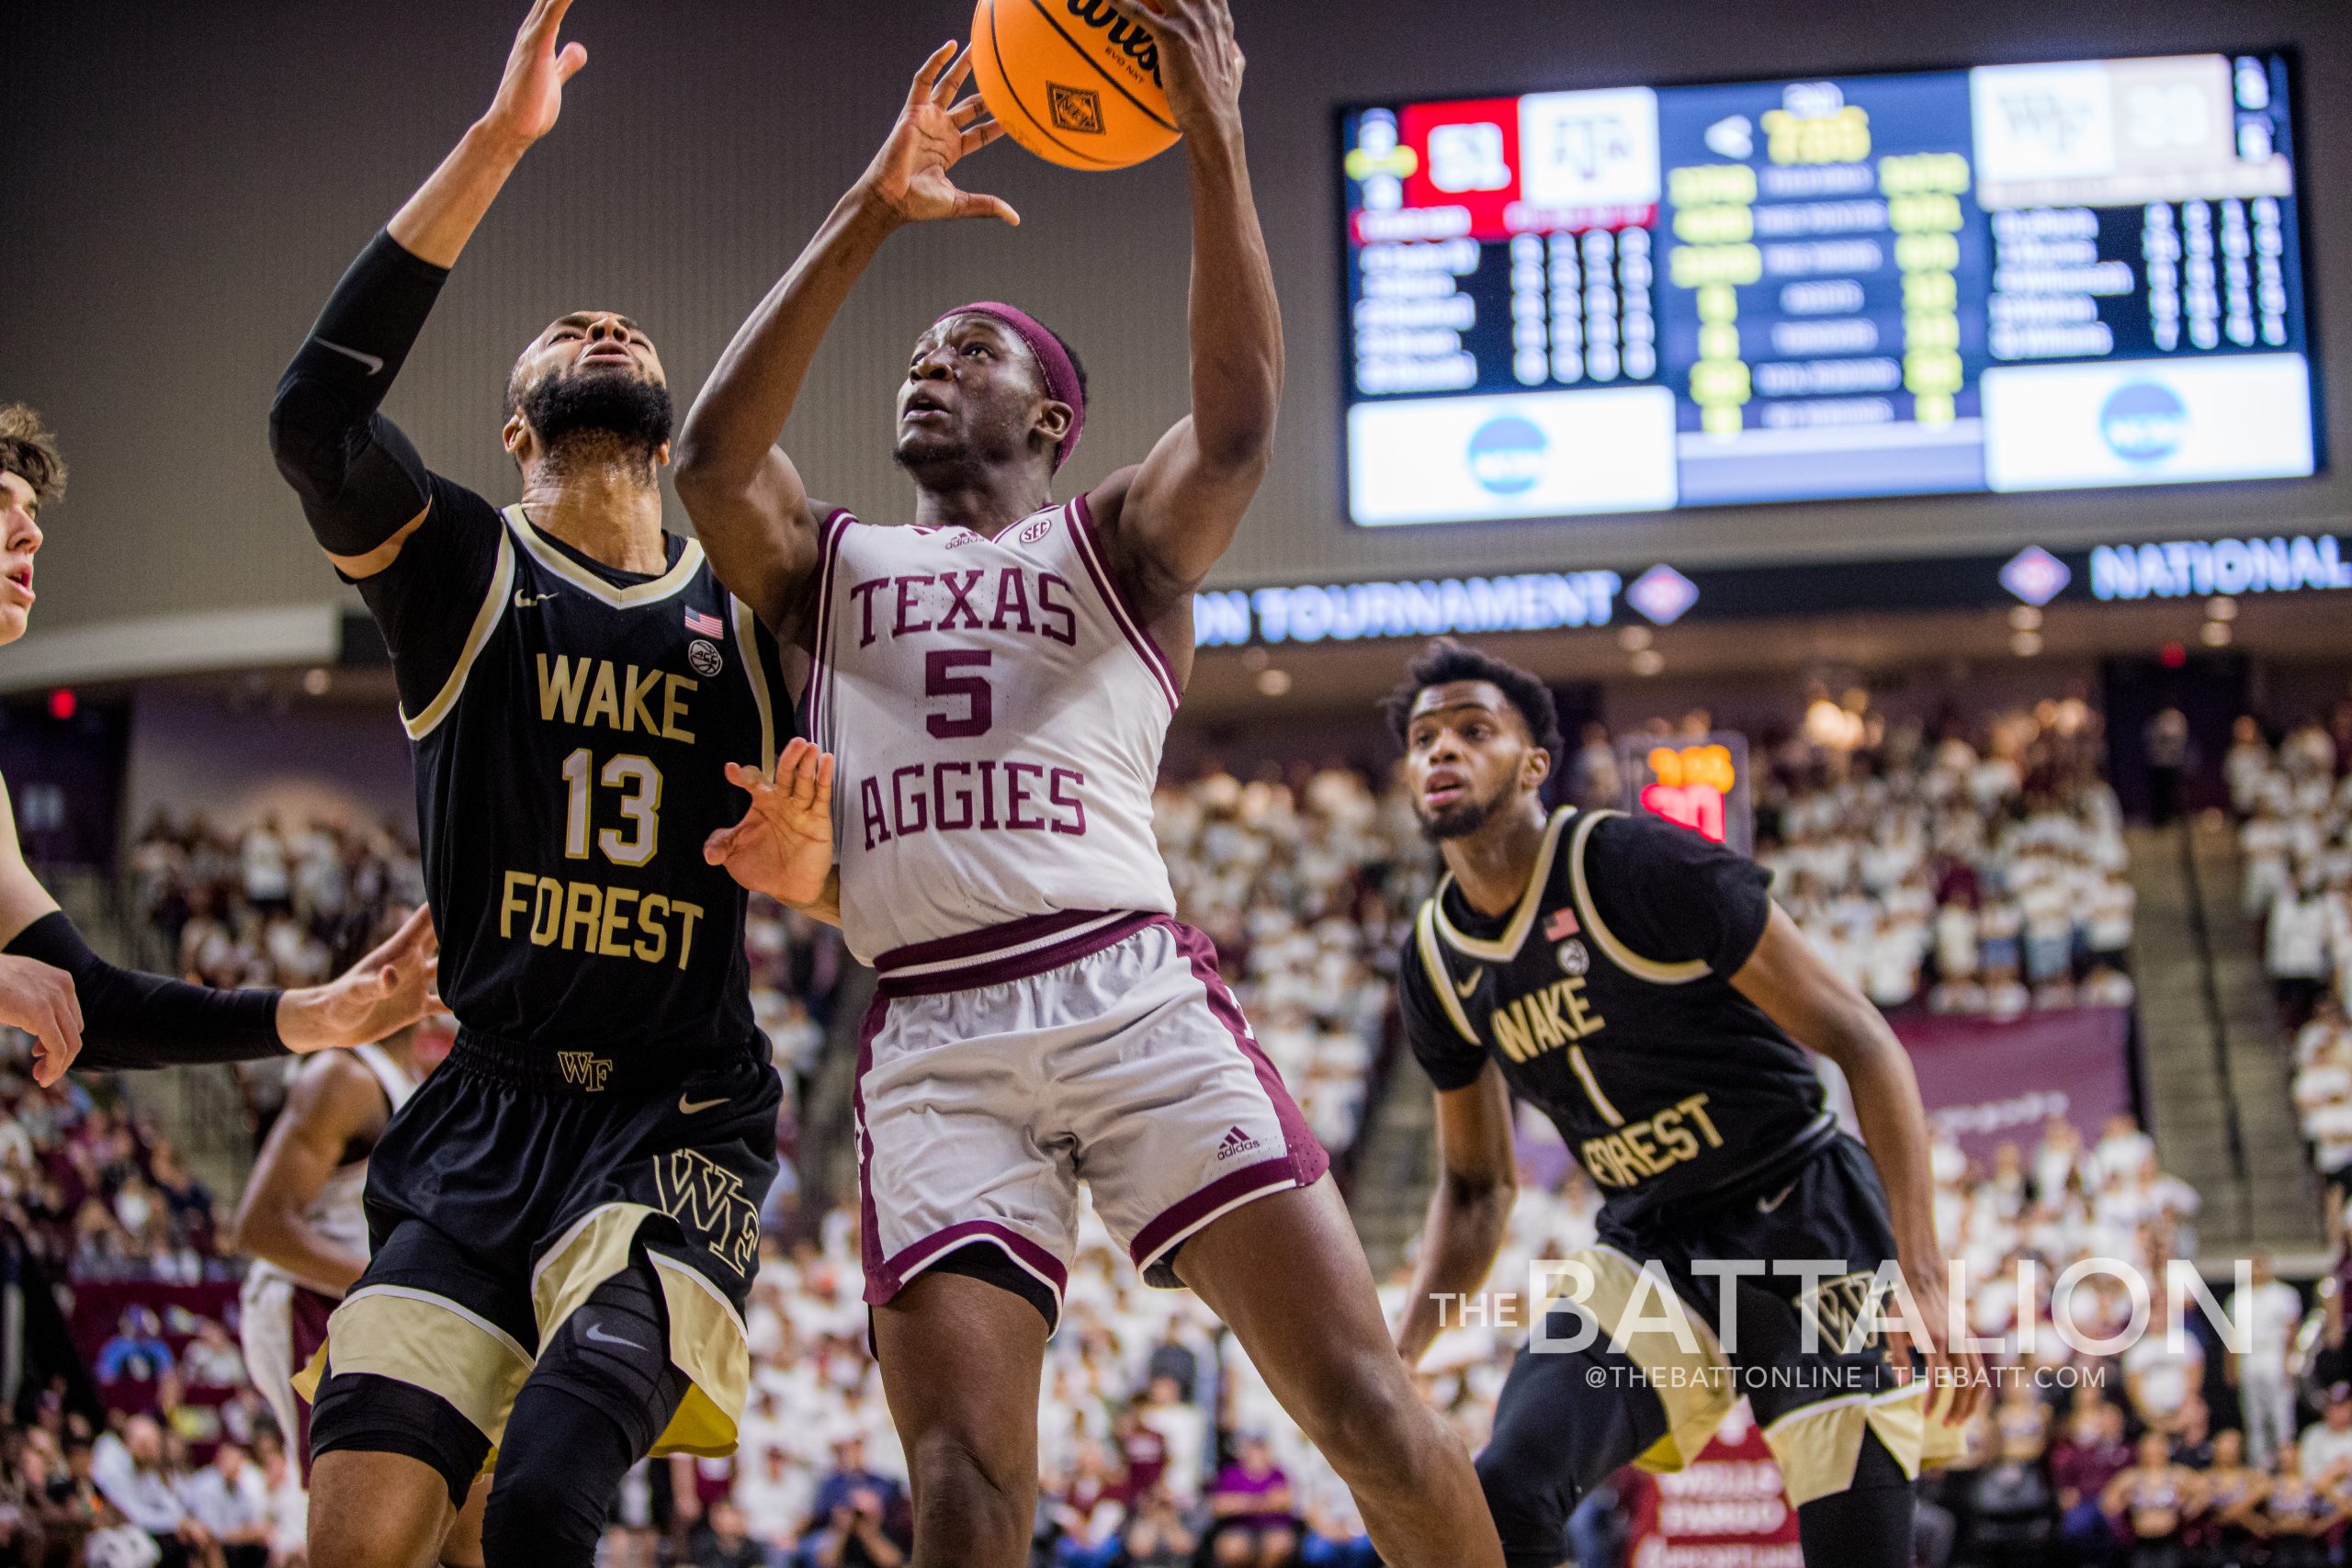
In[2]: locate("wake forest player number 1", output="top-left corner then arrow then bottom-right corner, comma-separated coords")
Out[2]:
1383,641 -> 1983,1568
265,6 -> 820,1568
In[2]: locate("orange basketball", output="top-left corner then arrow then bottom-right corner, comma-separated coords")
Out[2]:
971,0 -> 1181,171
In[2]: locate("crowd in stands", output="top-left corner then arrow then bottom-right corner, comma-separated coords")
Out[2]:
1152,765 -> 1432,1155
2231,705 -> 2352,1260
1724,699 -> 2137,1016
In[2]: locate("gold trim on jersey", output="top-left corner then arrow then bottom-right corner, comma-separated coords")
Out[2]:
503,505 -> 707,608
401,527 -> 516,740
1568,810 -> 1712,987
311,1284 -> 534,1443
1429,806 -> 1576,962
733,595 -> 777,773
1415,902 -> 1482,1044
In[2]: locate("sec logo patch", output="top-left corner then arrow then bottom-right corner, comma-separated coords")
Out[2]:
1020,513 -> 1057,545
688,639 -> 724,678
1556,939 -> 1589,976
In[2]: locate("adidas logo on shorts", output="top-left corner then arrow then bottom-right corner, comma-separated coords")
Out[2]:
1215,1126 -> 1262,1162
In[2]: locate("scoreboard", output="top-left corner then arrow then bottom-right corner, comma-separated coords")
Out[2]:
1340,52 -> 2314,526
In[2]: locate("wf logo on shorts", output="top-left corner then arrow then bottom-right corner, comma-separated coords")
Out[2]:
557,1052 -> 614,1092
653,1149 -> 761,1276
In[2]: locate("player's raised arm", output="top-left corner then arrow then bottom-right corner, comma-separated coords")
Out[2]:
270,0 -> 588,579
1087,0 -> 1282,646
674,43 -> 1012,643
1731,906 -> 1985,1423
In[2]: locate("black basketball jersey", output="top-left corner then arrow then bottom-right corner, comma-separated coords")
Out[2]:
404,503 -> 793,1068
1400,807 -> 1836,1224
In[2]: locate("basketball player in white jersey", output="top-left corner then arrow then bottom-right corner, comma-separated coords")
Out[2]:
675,10 -> 1501,1567
231,1021 -> 486,1562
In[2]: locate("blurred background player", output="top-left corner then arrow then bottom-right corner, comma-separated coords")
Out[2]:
1385,639 -> 1981,1568
674,6 -> 1501,1565
266,5 -> 812,1565
0,404 -> 436,1085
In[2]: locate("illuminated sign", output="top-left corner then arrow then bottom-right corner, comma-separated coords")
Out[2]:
1618,732 -> 1754,855
2086,535 -> 2352,600
1193,570 -> 1623,648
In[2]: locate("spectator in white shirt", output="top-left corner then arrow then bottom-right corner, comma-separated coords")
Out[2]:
2230,1255 -> 2306,1469
179,1441 -> 271,1568
2301,1384 -> 2352,1485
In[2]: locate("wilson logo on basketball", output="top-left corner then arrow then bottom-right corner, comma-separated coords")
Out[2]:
1048,83 -> 1105,135
1064,0 -> 1162,85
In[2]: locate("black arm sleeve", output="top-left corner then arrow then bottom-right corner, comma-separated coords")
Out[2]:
270,228 -> 507,719
268,230 -> 450,557
6,913 -> 288,1072
1397,930 -> 1488,1093
1583,814 -> 1774,976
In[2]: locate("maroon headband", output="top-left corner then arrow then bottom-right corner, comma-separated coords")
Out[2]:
934,301 -> 1084,468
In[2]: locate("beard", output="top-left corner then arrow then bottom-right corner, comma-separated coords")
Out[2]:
1417,774 -> 1518,843
521,369 -> 673,479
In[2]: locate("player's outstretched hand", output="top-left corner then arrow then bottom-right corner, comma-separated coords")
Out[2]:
1887,1252 -> 1986,1428
0,954 -> 85,1088
706,741 -> 838,908
856,43 -> 1017,228
278,905 -> 440,1055
483,0 -> 590,148
1097,0 -> 1244,132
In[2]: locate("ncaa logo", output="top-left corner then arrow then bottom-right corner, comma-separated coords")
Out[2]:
1466,416 -> 1548,497
2099,382 -> 2188,464
688,639 -> 724,678
1556,939 -> 1589,976
1020,513 -> 1057,545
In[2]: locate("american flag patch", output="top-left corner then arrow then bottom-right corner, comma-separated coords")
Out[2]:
1544,908 -> 1580,940
684,606 -> 725,638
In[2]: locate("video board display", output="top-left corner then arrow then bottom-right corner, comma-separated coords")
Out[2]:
1340,52 -> 2313,525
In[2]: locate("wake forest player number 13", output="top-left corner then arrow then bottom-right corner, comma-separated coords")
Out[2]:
266,7 -> 812,1568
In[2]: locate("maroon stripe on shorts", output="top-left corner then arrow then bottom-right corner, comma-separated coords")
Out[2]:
289,1285 -> 337,1482
874,910 -> 1156,998
1126,919 -> 1331,1269
853,990 -> 890,1297
1127,1155 -> 1302,1273
876,1221 -> 1070,1306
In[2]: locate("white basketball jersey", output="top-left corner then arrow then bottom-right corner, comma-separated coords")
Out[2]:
248,1043 -> 418,1292
807,499 -> 1179,964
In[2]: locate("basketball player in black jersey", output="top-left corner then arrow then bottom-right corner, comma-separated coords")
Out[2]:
266,6 -> 823,1567
1385,641 -> 1984,1568
0,407 -> 437,1085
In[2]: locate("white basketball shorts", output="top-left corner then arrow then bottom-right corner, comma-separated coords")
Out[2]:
854,910 -> 1329,1328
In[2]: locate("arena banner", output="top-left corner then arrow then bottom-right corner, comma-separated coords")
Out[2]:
1623,1403 -> 1802,1568
1888,1007 -> 2135,1165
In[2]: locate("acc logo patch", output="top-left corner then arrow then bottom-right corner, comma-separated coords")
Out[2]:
1556,939 -> 1589,976
1020,513 -> 1057,546
688,638 -> 724,678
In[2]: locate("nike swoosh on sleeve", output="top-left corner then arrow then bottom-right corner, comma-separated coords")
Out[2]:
314,339 -> 386,375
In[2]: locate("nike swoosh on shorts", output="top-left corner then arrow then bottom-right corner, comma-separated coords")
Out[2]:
678,1095 -> 728,1115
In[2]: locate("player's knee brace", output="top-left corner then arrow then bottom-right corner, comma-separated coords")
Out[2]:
310,1369 -> 493,1510
479,1261 -> 688,1568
